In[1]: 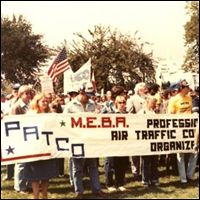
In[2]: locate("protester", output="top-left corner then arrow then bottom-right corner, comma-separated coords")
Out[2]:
126,82 -> 148,181
102,85 -> 126,192
9,85 -> 32,193
66,87 -> 79,186
24,93 -> 59,199
112,95 -> 129,191
1,92 -> 15,181
163,82 -> 181,176
101,90 -> 115,114
64,82 -> 105,199
9,83 -> 21,106
168,80 -> 198,183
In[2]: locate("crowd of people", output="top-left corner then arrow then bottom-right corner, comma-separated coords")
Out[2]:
1,79 -> 199,199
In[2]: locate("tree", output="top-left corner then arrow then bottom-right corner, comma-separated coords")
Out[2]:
182,1 -> 199,73
1,15 -> 50,85
67,25 -> 155,91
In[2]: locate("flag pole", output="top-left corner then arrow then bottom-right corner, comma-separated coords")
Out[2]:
64,39 -> 68,50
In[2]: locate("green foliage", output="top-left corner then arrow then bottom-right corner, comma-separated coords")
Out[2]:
1,15 -> 50,84
182,1 -> 199,72
67,25 -> 155,91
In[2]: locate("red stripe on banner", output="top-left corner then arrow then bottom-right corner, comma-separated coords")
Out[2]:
1,153 -> 51,162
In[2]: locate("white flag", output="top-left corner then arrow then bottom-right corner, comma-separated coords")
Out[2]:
71,58 -> 91,89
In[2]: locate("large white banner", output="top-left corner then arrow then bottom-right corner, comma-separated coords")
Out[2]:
1,113 -> 198,165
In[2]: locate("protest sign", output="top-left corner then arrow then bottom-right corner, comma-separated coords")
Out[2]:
40,75 -> 54,93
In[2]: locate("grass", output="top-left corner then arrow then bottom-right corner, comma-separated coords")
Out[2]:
1,158 -> 199,199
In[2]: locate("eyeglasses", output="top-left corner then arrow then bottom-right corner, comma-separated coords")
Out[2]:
118,101 -> 126,104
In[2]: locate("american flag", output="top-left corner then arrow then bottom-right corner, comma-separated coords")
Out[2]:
48,47 -> 71,82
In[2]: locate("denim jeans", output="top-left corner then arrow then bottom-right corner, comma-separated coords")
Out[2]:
142,155 -> 158,183
186,153 -> 198,179
104,157 -> 114,187
72,158 -> 101,194
6,164 -> 14,179
14,163 -> 30,191
177,152 -> 198,182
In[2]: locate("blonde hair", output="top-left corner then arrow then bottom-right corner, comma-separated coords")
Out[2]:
115,95 -> 126,109
134,82 -> 146,94
30,93 -> 50,113
144,95 -> 157,109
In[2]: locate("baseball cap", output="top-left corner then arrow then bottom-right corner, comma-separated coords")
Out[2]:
169,82 -> 180,91
85,82 -> 95,97
12,83 -> 21,90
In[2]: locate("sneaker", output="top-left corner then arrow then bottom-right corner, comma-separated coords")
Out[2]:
16,190 -> 29,194
118,186 -> 127,191
19,191 -> 28,194
181,179 -> 187,184
107,186 -> 117,192
2,176 -> 8,181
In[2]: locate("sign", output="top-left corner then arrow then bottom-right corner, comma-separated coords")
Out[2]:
64,59 -> 91,94
1,113 -> 198,165
40,75 -> 54,93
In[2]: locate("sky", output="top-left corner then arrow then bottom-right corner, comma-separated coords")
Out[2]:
1,1 -> 188,70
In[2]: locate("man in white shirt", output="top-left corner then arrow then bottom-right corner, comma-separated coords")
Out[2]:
126,82 -> 148,180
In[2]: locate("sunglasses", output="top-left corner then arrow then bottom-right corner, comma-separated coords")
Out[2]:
118,101 -> 126,104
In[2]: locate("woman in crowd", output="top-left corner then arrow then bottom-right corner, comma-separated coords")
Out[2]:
24,93 -> 59,199
113,95 -> 130,191
102,86 -> 128,192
